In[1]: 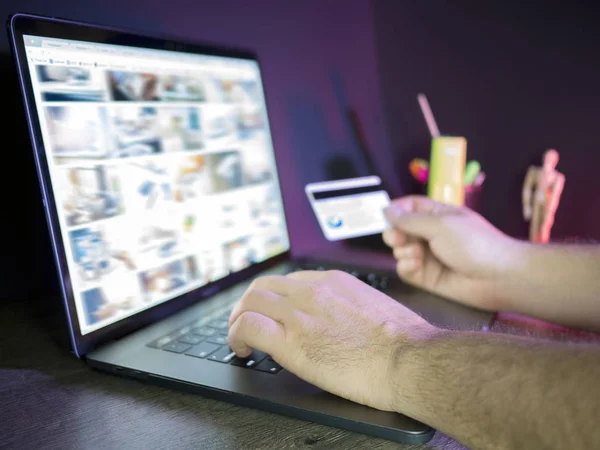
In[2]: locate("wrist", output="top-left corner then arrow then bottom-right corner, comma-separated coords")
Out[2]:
388,322 -> 450,417
490,236 -> 533,312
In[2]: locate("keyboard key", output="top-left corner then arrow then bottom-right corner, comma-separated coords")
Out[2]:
191,318 -> 209,328
379,276 -> 389,290
207,335 -> 228,345
193,326 -> 218,337
219,312 -> 232,321
254,358 -> 283,374
185,342 -> 221,359
175,325 -> 192,336
162,341 -> 192,354
231,350 -> 268,368
357,273 -> 369,282
207,319 -> 229,330
147,335 -> 174,348
207,347 -> 237,364
178,334 -> 204,345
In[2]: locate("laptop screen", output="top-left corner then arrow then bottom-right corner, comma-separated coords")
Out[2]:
21,34 -> 290,335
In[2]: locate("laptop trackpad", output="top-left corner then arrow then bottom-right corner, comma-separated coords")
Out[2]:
387,280 -> 495,331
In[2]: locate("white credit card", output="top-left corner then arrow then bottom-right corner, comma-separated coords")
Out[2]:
305,176 -> 391,241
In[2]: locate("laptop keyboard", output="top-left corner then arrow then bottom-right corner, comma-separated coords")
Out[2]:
147,302 -> 285,373
146,266 -> 390,374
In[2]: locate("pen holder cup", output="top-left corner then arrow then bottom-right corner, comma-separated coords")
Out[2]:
464,183 -> 483,212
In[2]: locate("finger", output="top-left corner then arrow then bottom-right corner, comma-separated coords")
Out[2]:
388,195 -> 453,214
384,205 -> 453,241
396,257 -> 422,275
229,288 -> 288,327
249,274 -> 299,296
382,228 -> 407,248
286,269 -> 341,282
228,311 -> 285,358
392,242 -> 424,261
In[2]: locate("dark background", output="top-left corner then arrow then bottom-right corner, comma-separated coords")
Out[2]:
372,0 -> 600,240
0,0 -> 599,301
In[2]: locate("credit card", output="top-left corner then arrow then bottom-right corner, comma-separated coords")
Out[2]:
305,176 -> 391,241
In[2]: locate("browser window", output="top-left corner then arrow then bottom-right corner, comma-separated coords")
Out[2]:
23,35 -> 290,335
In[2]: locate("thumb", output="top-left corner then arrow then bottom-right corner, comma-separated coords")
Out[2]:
384,205 -> 445,241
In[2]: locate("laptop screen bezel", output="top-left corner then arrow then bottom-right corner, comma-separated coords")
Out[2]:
8,13 -> 292,357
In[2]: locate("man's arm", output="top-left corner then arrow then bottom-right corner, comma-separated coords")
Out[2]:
497,240 -> 600,332
383,195 -> 600,331
395,329 -> 600,450
228,269 -> 600,449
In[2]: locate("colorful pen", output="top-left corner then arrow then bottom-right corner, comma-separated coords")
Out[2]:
464,160 -> 481,185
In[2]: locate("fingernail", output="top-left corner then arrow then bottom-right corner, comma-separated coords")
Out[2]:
384,205 -> 406,221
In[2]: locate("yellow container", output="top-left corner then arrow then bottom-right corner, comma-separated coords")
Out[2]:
427,136 -> 467,206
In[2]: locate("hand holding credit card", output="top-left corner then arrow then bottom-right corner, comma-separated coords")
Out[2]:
305,176 -> 391,241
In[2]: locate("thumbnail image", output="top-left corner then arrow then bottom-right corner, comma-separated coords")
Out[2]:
249,185 -> 284,232
36,65 -> 106,101
202,106 -> 238,149
68,219 -> 137,290
196,246 -> 228,282
206,77 -> 261,104
213,196 -> 253,243
107,71 -> 161,101
160,74 -> 206,102
135,211 -> 184,269
263,233 -> 288,257
121,160 -> 174,214
107,71 -> 206,102
219,202 -> 249,230
223,237 -> 258,273
173,155 -> 214,202
178,195 -> 248,247
57,165 -> 123,226
239,146 -> 274,185
158,107 -> 204,152
183,255 -> 201,282
234,104 -> 265,140
244,232 -> 287,263
44,105 -> 112,163
206,151 -> 243,193
80,273 -> 140,326
179,211 -> 198,248
109,106 -> 162,157
139,259 -> 189,303
178,208 -> 215,251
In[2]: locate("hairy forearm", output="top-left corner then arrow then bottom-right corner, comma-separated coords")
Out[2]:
497,240 -> 600,331
395,329 -> 600,450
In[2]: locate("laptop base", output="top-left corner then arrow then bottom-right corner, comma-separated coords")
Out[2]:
87,259 -> 494,445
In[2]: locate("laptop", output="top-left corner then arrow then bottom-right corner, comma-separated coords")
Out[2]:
7,12 -> 494,445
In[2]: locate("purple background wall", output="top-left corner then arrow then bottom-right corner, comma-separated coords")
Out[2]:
372,1 -> 600,241
0,1 -> 393,299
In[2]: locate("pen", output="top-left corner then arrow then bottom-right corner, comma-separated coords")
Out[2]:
473,172 -> 485,186
409,158 -> 429,183
464,160 -> 481,185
